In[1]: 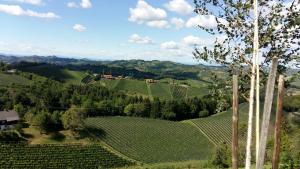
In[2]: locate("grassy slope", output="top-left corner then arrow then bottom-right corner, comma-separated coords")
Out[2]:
114,79 -> 149,96
84,116 -> 214,164
20,65 -> 86,84
0,72 -> 31,86
149,82 -> 172,100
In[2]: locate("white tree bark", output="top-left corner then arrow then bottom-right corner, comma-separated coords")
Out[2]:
254,0 -> 260,163
245,0 -> 258,168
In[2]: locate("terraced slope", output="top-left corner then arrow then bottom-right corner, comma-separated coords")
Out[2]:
84,117 -> 214,164
0,73 -> 31,86
0,143 -> 134,169
190,103 -> 249,145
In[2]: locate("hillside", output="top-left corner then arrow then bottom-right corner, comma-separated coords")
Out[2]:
0,72 -> 31,86
84,116 -> 214,163
100,79 -> 208,99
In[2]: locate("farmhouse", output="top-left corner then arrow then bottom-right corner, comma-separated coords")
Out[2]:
0,110 -> 20,130
146,79 -> 156,83
6,69 -> 17,74
102,74 -> 114,80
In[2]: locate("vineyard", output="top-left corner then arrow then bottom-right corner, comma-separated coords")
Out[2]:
84,116 -> 214,163
0,143 -> 134,169
0,73 -> 31,86
190,103 -> 249,145
81,74 -> 94,84
170,85 -> 188,99
149,83 -> 172,100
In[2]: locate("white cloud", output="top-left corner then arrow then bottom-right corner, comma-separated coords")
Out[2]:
160,41 -> 179,49
146,20 -> 170,28
128,34 -> 154,44
182,35 -> 204,46
171,17 -> 185,29
165,0 -> 193,15
186,15 -> 228,29
73,24 -> 86,32
129,0 -> 167,23
67,0 -> 92,9
8,0 -> 43,6
80,0 -> 92,8
0,4 -> 60,19
67,2 -> 79,8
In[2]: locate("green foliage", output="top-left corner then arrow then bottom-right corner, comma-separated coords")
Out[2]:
0,143 -> 134,168
84,117 -> 214,163
32,111 -> 52,133
61,106 -> 85,131
283,95 -> 300,112
211,143 -> 231,168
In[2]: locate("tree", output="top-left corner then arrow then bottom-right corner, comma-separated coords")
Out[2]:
193,0 -> 299,168
211,142 -> 231,168
61,106 -> 85,131
32,111 -> 51,134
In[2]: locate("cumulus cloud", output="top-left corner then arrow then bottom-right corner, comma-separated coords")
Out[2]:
73,24 -> 86,32
171,17 -> 185,29
80,0 -> 92,8
182,35 -> 204,46
146,20 -> 170,28
129,0 -> 167,23
165,0 -> 193,15
160,41 -> 179,49
186,15 -> 228,29
67,0 -> 92,9
9,0 -> 43,5
0,4 -> 60,19
128,34 -> 154,44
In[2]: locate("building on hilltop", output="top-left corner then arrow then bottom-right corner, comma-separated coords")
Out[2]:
0,110 -> 20,131
146,79 -> 156,84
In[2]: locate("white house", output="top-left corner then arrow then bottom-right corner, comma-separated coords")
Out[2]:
0,110 -> 20,131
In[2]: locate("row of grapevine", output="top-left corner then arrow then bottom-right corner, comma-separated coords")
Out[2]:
81,75 -> 94,84
84,116 -> 214,163
191,103 -> 249,145
0,143 -> 134,169
170,85 -> 188,99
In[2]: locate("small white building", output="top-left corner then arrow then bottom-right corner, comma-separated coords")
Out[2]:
0,110 -> 20,131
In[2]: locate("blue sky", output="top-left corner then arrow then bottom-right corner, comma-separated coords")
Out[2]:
0,0 -> 220,64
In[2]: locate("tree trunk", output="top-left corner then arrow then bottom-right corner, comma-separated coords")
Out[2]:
245,0 -> 259,168
232,75 -> 239,169
256,57 -> 279,169
245,49 -> 257,169
254,0 -> 260,162
272,75 -> 284,169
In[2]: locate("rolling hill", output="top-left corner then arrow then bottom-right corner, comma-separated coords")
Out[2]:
0,72 -> 31,86
100,79 -> 208,99
84,116 -> 214,164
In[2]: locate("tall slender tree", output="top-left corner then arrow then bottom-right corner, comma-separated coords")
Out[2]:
193,0 -> 299,167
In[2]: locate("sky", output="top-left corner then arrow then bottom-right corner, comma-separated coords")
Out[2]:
0,0 -> 223,64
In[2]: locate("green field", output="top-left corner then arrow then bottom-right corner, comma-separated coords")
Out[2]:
19,65 -> 86,84
0,73 -> 31,86
84,116 -> 214,164
100,79 -> 208,100
0,143 -> 134,169
114,79 -> 149,96
149,82 -> 172,99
